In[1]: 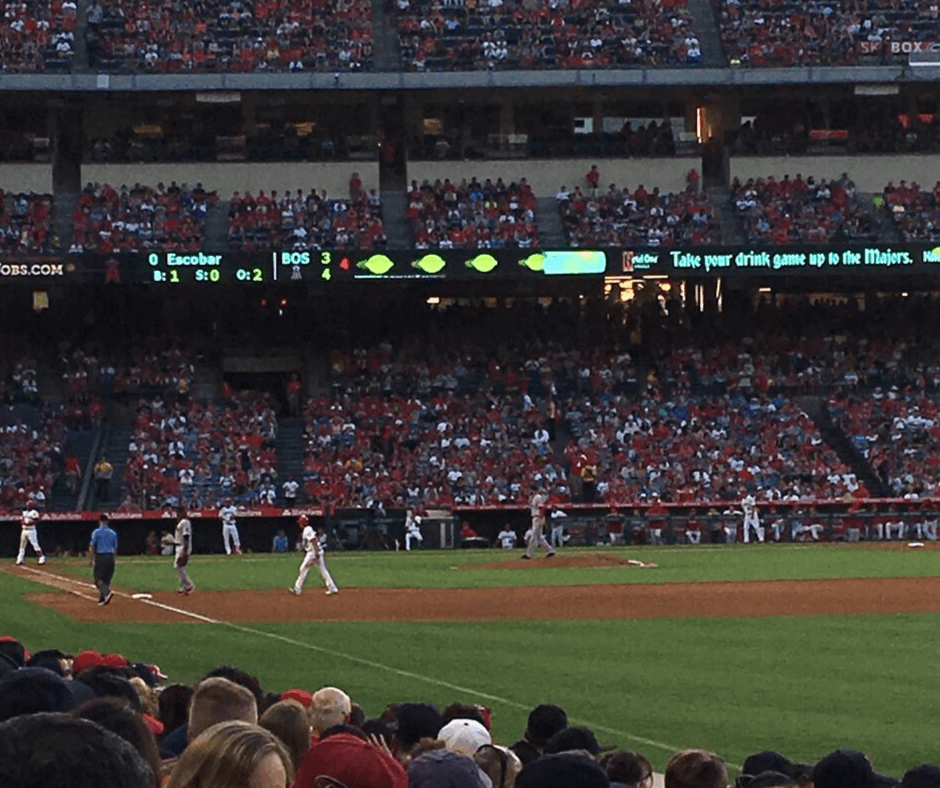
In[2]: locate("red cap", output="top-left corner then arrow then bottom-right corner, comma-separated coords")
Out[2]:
281,688 -> 313,708
72,650 -> 105,675
295,733 -> 408,788
141,713 -> 165,736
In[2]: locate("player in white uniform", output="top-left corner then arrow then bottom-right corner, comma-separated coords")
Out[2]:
15,498 -> 45,565
549,509 -> 568,548
404,509 -> 423,551
497,527 -> 517,549
219,498 -> 242,555
174,508 -> 195,595
289,515 -> 338,595
523,487 -> 555,559
742,493 -> 764,544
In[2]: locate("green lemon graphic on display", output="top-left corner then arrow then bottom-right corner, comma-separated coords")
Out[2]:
466,253 -> 498,273
519,253 -> 545,272
413,254 -> 446,274
357,254 -> 395,275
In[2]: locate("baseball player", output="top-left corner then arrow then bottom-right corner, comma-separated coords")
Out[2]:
497,526 -> 517,549
15,497 -> 45,565
404,509 -> 423,551
219,497 -> 242,555
549,508 -> 568,548
173,507 -> 195,595
741,492 -> 764,544
523,486 -> 555,559
289,515 -> 338,596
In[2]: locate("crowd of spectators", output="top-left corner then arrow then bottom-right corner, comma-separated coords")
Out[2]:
85,0 -> 373,73
119,390 -> 278,511
0,190 -> 54,254
0,633 -> 935,788
228,184 -> 386,252
69,182 -> 216,254
406,176 -> 539,249
881,180 -> 940,243
730,173 -> 874,245
0,0 -> 75,73
715,0 -> 940,67
559,180 -> 719,248
394,0 -> 701,71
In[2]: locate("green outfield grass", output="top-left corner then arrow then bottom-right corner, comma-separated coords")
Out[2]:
5,544 -> 940,777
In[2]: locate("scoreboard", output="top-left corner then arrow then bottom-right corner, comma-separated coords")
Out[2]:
2,244 -> 940,284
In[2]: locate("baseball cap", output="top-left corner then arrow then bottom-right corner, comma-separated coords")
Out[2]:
813,750 -> 898,788
407,748 -> 493,788
903,765 -> 940,788
72,651 -> 130,676
294,732 -> 408,788
395,702 -> 443,749
526,703 -> 568,745
281,688 -> 313,708
517,752 -> 611,788
544,725 -> 609,756
743,752 -> 794,777
439,718 -> 492,756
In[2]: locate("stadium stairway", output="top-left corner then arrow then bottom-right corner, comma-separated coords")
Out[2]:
865,195 -> 902,244
54,192 -> 79,253
88,425 -> 133,510
704,185 -> 745,246
379,189 -> 412,248
370,0 -> 401,71
274,417 -> 306,503
685,0 -> 728,68
536,197 -> 566,248
48,427 -> 97,511
205,201 -> 232,251
800,396 -> 889,497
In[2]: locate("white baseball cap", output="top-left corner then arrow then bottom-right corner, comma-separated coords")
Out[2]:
438,718 -> 492,757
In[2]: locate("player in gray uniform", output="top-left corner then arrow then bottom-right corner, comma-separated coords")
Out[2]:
174,507 -> 195,595
523,487 -> 555,559
15,498 -> 45,565
289,515 -> 338,595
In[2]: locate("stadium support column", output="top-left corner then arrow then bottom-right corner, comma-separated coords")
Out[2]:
697,93 -> 737,188
499,101 -> 515,154
50,105 -> 83,194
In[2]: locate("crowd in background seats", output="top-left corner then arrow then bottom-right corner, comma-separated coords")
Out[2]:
0,190 -> 54,253
881,180 -> 940,243
394,0 -> 701,71
85,0 -> 373,72
120,390 -> 277,511
730,173 -> 874,245
0,0 -> 75,73
228,184 -> 386,252
62,344 -> 196,404
69,182 -> 216,254
559,179 -> 719,247
406,176 -> 539,249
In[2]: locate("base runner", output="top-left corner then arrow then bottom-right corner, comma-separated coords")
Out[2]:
174,507 -> 195,595
289,515 -> 338,596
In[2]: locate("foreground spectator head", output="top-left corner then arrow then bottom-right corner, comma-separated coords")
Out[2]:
408,748 -> 492,788
259,699 -> 313,771
295,731 -> 408,788
601,750 -> 654,788
666,749 -> 729,788
526,703 -> 568,747
73,697 -> 162,787
203,665 -> 265,707
188,677 -> 258,741
544,725 -> 604,757
517,752 -> 610,788
903,765 -> 940,788
0,666 -> 85,720
743,753 -> 795,781
165,720 -> 293,788
159,683 -> 194,734
0,712 -> 155,788
310,685 -> 351,734
813,750 -> 899,788
439,717 -> 493,756
0,636 -> 27,667
27,648 -> 71,677
475,744 -> 524,788
394,701 -> 443,751
442,701 -> 489,729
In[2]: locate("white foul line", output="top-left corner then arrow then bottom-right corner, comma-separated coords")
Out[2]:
11,564 -> 740,768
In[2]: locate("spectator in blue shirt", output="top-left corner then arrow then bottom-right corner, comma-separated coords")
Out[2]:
89,513 -> 118,606
272,529 -> 289,553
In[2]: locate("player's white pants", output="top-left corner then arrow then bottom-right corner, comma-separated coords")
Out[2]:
885,520 -> 905,540
743,514 -> 764,544
724,525 -> 737,543
793,523 -> 824,540
17,528 -> 43,563
915,519 -> 938,540
175,561 -> 195,592
686,529 -> 701,544
550,525 -> 565,547
294,552 -> 338,593
405,530 -> 423,550
223,524 -> 241,554
771,519 -> 787,542
525,520 -> 554,558
649,528 -> 663,544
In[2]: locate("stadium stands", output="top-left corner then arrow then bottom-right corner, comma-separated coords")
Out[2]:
0,191 -> 54,253
0,0 -> 75,73
882,180 -> 940,242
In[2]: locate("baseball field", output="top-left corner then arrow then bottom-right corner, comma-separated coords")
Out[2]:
4,542 -> 940,777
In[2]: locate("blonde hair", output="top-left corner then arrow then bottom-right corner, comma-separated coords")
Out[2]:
666,749 -> 729,788
259,699 -> 311,771
165,720 -> 294,788
188,677 -> 258,741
